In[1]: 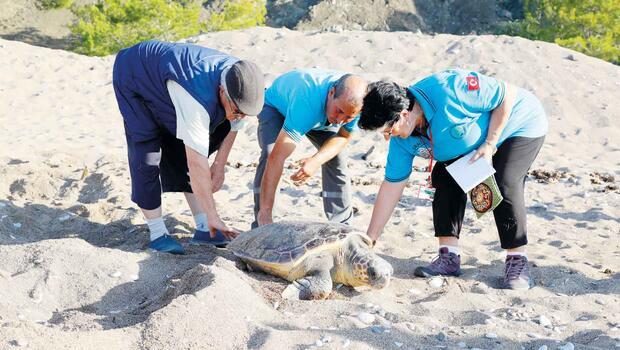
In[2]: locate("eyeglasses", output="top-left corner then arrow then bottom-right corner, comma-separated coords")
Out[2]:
224,89 -> 245,119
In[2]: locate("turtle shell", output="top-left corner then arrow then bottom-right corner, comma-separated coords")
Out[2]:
228,221 -> 359,265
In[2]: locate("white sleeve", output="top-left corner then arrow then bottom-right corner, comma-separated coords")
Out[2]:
230,118 -> 247,132
167,80 -> 211,157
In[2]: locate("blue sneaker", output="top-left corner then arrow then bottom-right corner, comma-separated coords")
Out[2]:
190,229 -> 230,248
148,235 -> 185,255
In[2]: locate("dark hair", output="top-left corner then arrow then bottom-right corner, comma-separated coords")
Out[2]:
359,81 -> 415,130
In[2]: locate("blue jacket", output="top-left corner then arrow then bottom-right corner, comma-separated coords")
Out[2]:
113,40 -> 238,141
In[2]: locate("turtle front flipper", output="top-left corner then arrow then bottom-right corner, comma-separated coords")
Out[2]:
282,271 -> 333,300
282,253 -> 334,300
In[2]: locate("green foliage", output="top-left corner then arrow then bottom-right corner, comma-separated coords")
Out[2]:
38,0 -> 73,9
206,0 -> 266,32
69,0 -> 266,56
502,0 -> 620,64
70,0 -> 202,56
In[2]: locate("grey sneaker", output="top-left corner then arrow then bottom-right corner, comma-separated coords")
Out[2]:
503,255 -> 533,290
414,247 -> 462,277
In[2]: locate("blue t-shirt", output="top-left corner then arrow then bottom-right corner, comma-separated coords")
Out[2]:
384,69 -> 548,182
385,136 -> 433,183
264,69 -> 359,142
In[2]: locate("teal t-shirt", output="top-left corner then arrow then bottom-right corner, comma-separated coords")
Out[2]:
264,69 -> 359,142
385,69 -> 548,182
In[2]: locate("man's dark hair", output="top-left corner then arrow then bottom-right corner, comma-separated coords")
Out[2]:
359,81 -> 415,131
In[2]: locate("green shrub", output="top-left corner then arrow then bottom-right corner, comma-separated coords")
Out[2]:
70,0 -> 203,56
502,0 -> 619,64
205,0 -> 266,32
69,0 -> 266,56
38,0 -> 73,9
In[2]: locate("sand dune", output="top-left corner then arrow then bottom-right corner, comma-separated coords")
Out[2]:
0,27 -> 619,349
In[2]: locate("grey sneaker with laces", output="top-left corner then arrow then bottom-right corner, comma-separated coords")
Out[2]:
503,255 -> 533,290
414,247 -> 462,277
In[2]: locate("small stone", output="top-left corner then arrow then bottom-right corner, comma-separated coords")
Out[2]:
342,339 -> 351,348
377,308 -> 386,317
394,342 -> 403,348
527,332 -> 541,338
320,336 -> 331,343
129,274 -> 139,281
409,288 -> 422,295
538,346 -> 548,350
595,299 -> 605,305
370,325 -> 385,334
457,342 -> 467,348
13,223 -> 21,229
109,271 -> 122,278
485,332 -> 498,339
363,303 -> 374,309
273,302 -> 280,310
14,339 -> 28,347
58,212 -> 77,222
315,339 -> 323,347
538,315 -> 552,327
429,277 -> 444,288
357,312 -> 375,325
436,332 -> 447,341
558,343 -> 575,350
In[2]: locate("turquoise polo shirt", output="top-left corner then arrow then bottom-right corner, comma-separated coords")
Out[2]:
385,69 -> 548,182
264,69 -> 359,142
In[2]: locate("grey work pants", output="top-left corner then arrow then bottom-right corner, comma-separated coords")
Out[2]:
252,105 -> 352,228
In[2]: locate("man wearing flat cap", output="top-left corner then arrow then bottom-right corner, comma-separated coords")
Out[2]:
113,40 -> 264,254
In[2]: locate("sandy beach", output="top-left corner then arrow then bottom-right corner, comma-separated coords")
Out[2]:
0,27 -> 619,349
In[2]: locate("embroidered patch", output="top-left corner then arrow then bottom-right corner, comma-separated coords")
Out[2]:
471,182 -> 493,213
466,75 -> 479,91
416,147 -> 432,159
450,125 -> 466,139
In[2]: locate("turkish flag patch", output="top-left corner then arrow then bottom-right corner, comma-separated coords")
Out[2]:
466,75 -> 479,91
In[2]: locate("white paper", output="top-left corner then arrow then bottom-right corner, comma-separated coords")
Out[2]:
445,151 -> 496,192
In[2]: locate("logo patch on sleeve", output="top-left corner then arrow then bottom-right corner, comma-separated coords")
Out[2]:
466,75 -> 479,91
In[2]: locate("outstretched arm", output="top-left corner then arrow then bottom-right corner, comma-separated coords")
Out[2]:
186,146 -> 238,239
291,127 -> 352,184
366,180 -> 408,243
258,130 -> 297,226
210,130 -> 238,192
471,83 -> 518,163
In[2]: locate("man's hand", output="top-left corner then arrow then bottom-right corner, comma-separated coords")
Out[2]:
257,210 -> 273,227
208,215 -> 239,240
290,156 -> 321,185
210,163 -> 225,192
469,142 -> 496,164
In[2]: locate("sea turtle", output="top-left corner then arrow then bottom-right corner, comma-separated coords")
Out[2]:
228,221 -> 393,300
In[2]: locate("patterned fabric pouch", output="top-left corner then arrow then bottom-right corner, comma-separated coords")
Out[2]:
469,175 -> 503,218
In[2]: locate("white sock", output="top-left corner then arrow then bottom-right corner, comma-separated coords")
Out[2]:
507,251 -> 527,258
193,213 -> 209,231
440,245 -> 460,255
146,217 -> 168,241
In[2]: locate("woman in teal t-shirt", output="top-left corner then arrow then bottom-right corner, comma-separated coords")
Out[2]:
360,69 -> 547,290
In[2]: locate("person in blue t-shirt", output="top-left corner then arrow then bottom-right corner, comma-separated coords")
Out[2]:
113,40 -> 264,254
252,69 -> 368,228
360,69 -> 547,290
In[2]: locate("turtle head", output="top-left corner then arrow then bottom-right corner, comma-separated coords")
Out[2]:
345,234 -> 393,289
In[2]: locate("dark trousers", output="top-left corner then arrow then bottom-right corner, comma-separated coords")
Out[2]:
431,136 -> 545,249
122,119 -> 230,210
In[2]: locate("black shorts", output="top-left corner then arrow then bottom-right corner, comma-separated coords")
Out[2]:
123,121 -> 231,210
431,136 -> 545,249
